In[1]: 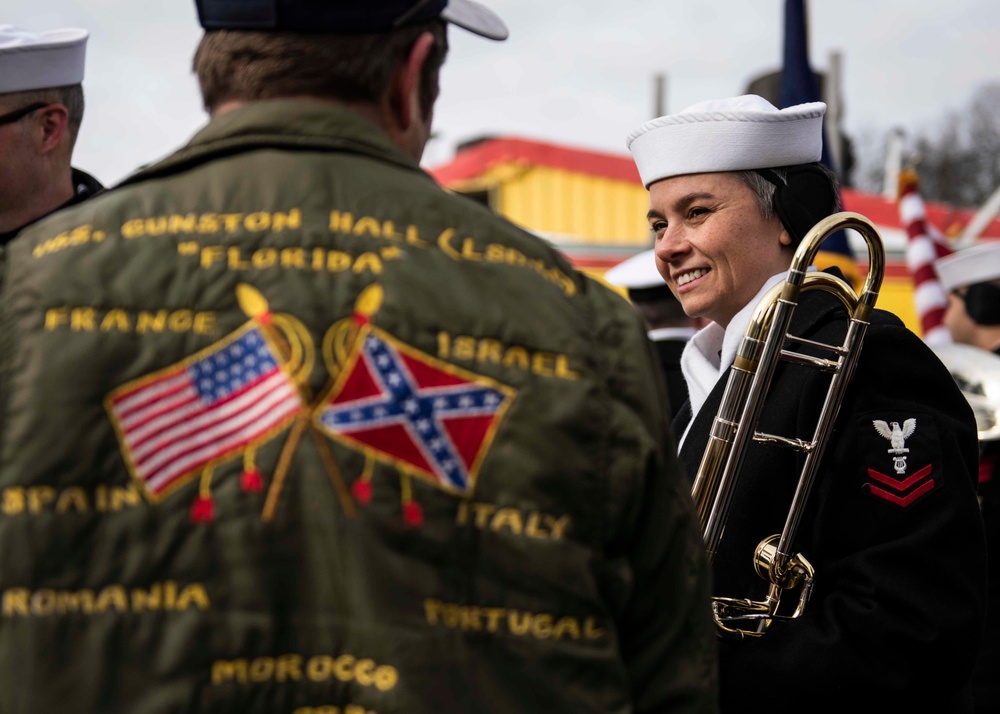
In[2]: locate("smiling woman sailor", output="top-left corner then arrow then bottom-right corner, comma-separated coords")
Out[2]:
628,94 -> 988,712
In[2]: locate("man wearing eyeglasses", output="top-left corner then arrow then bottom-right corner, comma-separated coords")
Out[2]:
0,25 -> 102,246
0,2 -> 716,713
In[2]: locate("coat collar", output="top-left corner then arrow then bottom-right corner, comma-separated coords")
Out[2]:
0,167 -> 104,246
117,99 -> 426,188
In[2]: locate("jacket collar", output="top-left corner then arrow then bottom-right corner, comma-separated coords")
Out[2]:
118,99 -> 426,188
0,167 -> 104,246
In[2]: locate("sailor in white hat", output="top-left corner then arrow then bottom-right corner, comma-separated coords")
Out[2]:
626,94 -> 840,430
605,248 -> 702,419
0,24 -> 102,245
934,241 -> 1000,350
627,94 -> 986,711
933,241 -> 1000,713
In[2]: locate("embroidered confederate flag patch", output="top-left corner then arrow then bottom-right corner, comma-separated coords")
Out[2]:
312,326 -> 514,496
860,412 -> 942,509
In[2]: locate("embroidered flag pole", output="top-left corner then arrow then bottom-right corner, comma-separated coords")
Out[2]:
238,283 -> 359,523
310,427 -> 358,518
898,168 -> 955,346
260,285 -> 384,522
260,416 -> 310,523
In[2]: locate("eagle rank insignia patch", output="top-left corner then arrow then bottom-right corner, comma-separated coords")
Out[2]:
861,414 -> 940,509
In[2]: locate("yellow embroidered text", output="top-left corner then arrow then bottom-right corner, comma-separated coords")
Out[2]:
44,307 -> 217,336
122,210 -> 302,240
423,599 -> 605,641
32,224 -> 107,258
2,581 -> 210,617
185,244 -> 402,275
437,332 -> 581,381
1,483 -> 143,516
455,501 -> 571,541
329,211 -> 430,247
212,654 -> 398,692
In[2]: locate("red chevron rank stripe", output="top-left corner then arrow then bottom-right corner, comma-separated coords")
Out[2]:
865,464 -> 935,508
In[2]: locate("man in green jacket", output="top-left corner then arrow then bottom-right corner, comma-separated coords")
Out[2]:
0,2 -> 717,712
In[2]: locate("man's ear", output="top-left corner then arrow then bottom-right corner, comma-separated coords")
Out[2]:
33,104 -> 70,155
391,31 -> 437,130
778,226 -> 793,247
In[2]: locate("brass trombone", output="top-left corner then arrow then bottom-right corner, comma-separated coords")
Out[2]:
690,211 -> 885,638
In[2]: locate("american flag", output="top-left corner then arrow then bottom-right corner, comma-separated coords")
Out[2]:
314,329 -> 513,494
108,325 -> 302,498
899,171 -> 955,346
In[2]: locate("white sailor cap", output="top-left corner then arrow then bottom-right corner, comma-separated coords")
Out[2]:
626,94 -> 826,188
605,249 -> 664,290
0,25 -> 88,94
933,241 -> 1000,292
604,248 -> 677,303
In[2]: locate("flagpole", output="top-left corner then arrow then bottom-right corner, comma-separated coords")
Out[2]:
957,183 -> 1000,249
882,128 -> 905,200
653,72 -> 667,118
824,49 -> 844,182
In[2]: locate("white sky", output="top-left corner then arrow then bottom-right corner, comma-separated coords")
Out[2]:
6,0 -> 999,185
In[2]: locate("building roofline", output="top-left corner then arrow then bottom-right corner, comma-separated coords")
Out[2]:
428,135 -> 1000,235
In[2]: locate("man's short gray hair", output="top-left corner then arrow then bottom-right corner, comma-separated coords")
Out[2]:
1,84 -> 85,145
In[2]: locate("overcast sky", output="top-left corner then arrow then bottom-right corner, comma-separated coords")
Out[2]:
7,0 -> 999,185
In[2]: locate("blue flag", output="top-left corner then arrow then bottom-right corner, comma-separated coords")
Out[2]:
779,0 -> 859,285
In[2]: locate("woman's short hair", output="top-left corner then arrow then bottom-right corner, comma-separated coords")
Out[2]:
734,163 -> 841,241
193,20 -> 449,116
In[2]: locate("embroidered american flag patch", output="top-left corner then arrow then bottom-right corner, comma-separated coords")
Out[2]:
107,325 -> 302,499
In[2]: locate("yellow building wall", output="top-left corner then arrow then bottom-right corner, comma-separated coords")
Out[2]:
491,164 -> 651,246
580,267 -> 923,336
872,276 -> 920,332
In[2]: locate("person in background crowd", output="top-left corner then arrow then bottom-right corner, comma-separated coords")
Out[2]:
0,24 -> 102,246
0,2 -> 717,712
605,248 -> 704,422
627,93 -> 986,712
935,242 -> 1000,714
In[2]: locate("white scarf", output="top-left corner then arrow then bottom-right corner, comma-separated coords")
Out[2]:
677,271 -> 793,449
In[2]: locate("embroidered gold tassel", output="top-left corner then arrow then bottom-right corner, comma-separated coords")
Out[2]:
352,456 -> 375,505
190,467 -> 215,523
240,446 -> 264,493
401,473 -> 423,527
